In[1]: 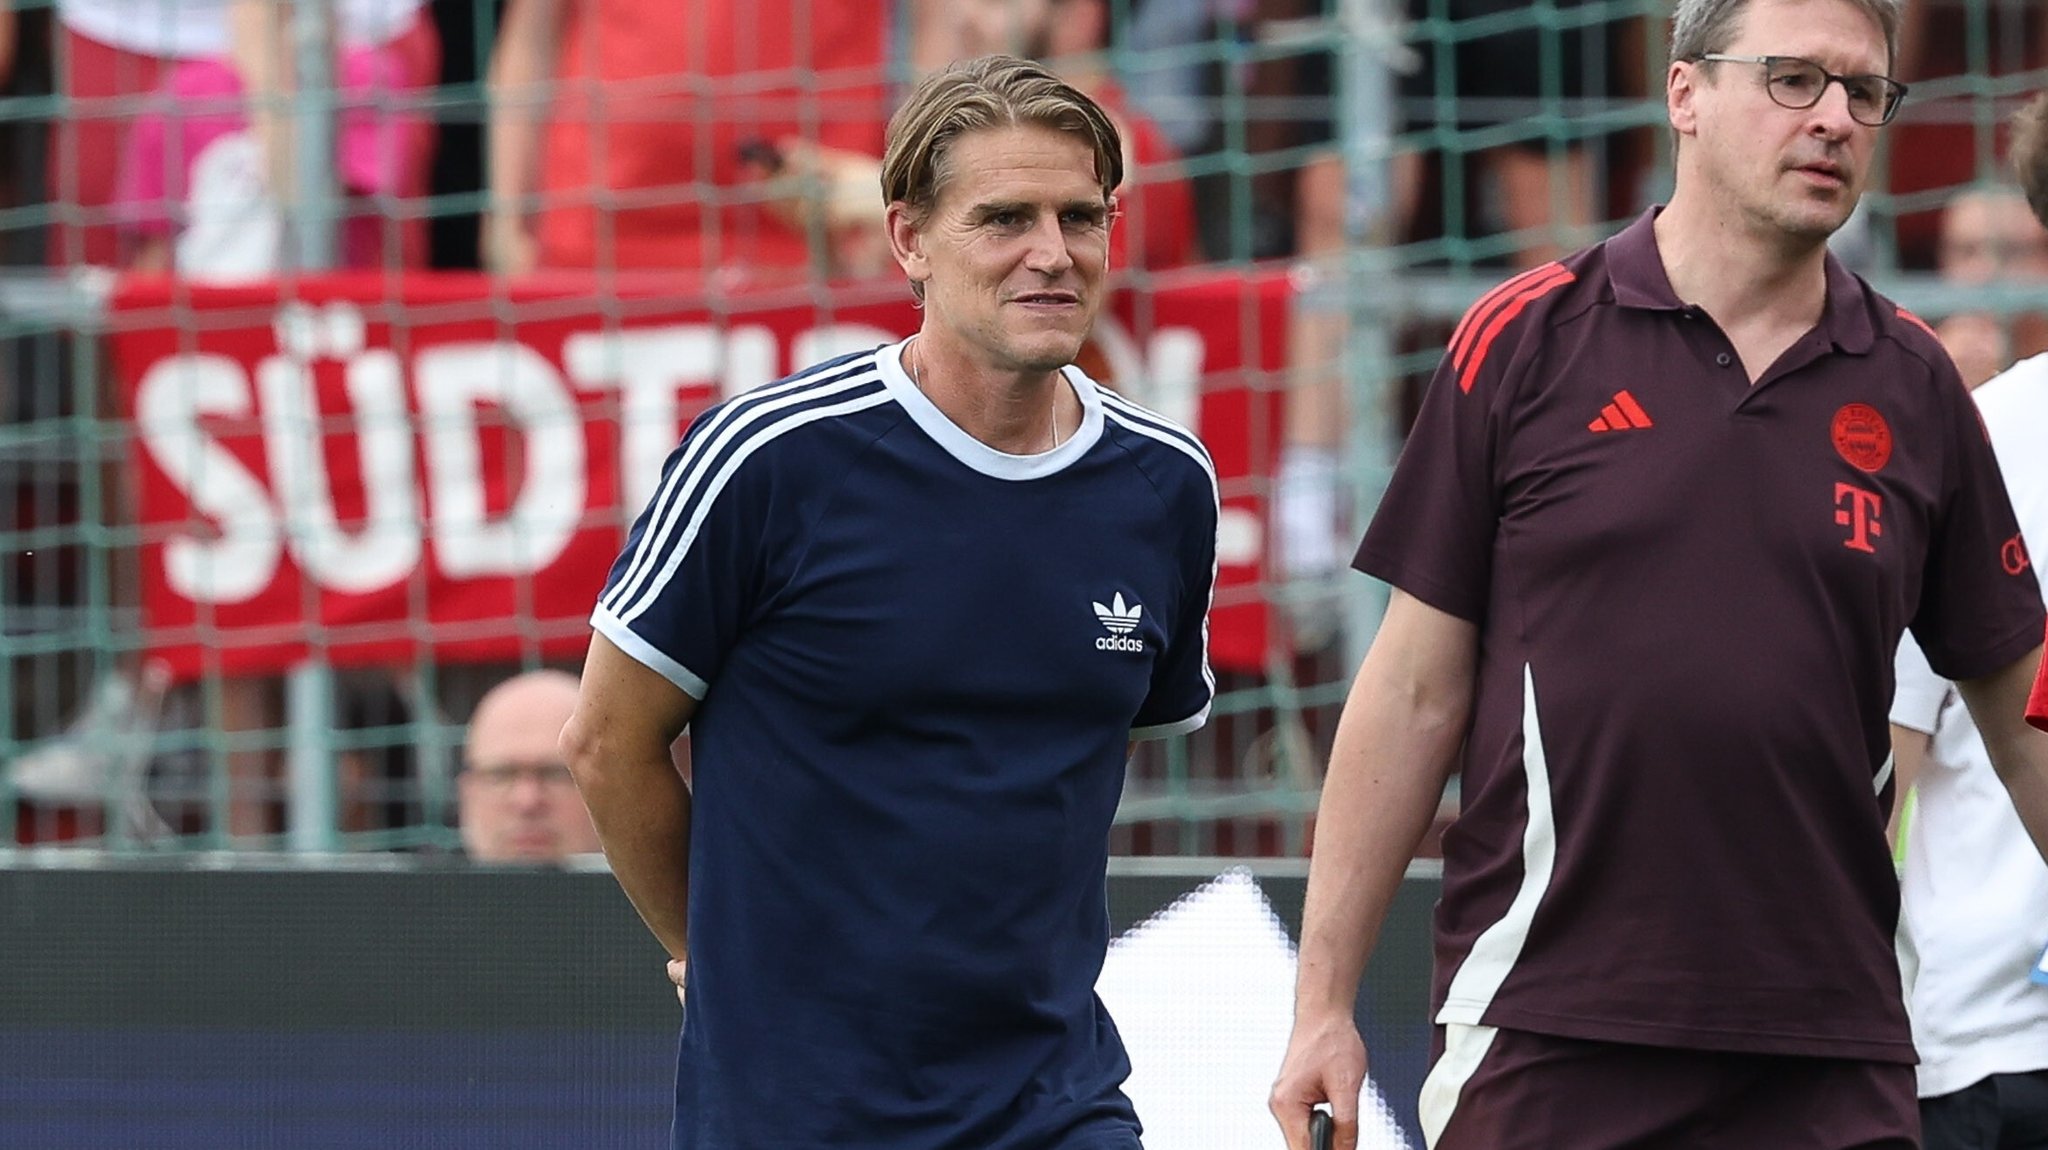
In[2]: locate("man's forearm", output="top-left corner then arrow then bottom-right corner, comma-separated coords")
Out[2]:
485,0 -> 562,223
228,0 -> 294,203
577,752 -> 692,959
1961,646 -> 2048,867
1886,723 -> 1932,847
1295,594 -> 1475,1020
1296,683 -> 1463,1018
2001,758 -> 2048,868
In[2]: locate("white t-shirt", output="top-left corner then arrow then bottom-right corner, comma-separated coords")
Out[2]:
1894,351 -> 2048,1099
58,0 -> 421,60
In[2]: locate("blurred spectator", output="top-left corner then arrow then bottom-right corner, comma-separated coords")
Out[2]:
459,669 -> 600,864
111,0 -> 439,277
1888,94 -> 2048,1150
6,661 -> 172,844
1885,0 -> 2048,270
79,0 -> 442,848
0,0 -> 34,269
629,0 -> 1199,282
50,0 -> 438,269
913,0 -> 1198,272
1933,185 -> 2048,389
1263,0 -> 1645,652
1390,0 -> 1629,267
0,0 -> 14,90
1118,0 -> 1215,160
482,0 -> 893,283
2026,93 -> 2048,228
1230,0 -> 1637,265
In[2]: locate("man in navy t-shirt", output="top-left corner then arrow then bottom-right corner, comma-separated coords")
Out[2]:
561,55 -> 1218,1149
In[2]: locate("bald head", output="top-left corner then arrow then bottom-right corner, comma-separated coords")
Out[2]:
459,670 -> 599,863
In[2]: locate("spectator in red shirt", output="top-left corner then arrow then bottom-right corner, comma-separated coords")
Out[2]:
112,0 -> 437,277
50,0 -> 438,269
912,0 -> 1198,273
482,0 -> 894,284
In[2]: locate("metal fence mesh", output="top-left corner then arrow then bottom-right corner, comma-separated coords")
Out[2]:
1,0 -> 2043,855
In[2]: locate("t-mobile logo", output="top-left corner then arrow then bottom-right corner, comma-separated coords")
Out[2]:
1834,483 -> 1883,554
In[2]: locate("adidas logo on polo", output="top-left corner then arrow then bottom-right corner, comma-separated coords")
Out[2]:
1588,390 -> 1654,433
1093,593 -> 1146,652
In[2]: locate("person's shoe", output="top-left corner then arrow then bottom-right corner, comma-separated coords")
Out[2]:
7,664 -> 170,805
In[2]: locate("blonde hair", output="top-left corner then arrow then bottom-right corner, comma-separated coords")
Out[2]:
882,55 -> 1123,299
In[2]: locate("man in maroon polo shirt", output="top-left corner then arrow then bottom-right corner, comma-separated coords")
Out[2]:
1271,0 -> 2048,1147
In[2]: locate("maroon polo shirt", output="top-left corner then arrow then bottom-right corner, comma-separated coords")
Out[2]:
1357,209 -> 2045,1062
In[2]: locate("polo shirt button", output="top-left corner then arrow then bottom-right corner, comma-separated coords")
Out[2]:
1716,352 -> 1732,367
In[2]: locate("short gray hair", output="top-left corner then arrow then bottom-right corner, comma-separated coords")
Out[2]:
1668,0 -> 1904,71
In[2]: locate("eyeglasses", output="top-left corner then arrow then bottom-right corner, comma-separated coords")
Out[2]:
1693,54 -> 1908,127
465,762 -> 578,791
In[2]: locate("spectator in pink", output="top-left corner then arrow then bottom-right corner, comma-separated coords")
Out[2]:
114,23 -> 431,276
52,0 -> 438,270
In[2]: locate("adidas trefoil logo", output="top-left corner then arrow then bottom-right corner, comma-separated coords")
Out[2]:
1093,592 -> 1146,652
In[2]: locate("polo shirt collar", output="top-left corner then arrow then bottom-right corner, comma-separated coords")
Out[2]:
1604,207 -> 1876,355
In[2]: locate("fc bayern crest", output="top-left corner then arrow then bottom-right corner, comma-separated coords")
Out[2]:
1831,404 -> 1892,472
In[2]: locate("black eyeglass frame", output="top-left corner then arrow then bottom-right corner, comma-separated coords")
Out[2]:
1691,53 -> 1910,127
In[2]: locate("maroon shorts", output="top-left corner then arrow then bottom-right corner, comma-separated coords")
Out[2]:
1423,1025 -> 1918,1149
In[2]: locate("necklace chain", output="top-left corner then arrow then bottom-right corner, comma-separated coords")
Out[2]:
911,338 -> 1066,452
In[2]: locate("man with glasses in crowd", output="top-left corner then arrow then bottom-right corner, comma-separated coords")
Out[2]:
1271,0 -> 2048,1146
459,670 -> 600,864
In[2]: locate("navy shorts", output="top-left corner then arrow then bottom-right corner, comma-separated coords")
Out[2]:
1920,1069 -> 2048,1150
1422,1025 -> 1918,1149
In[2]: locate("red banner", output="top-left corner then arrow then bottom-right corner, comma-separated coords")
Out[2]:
111,271 -> 1291,681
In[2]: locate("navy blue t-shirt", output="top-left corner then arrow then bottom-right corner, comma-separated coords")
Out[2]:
591,340 -> 1217,1149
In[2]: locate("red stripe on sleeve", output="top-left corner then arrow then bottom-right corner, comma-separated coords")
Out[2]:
1896,307 -> 1939,340
1458,269 -> 1578,393
1448,274 -> 1531,365
1450,264 -> 1569,368
2027,623 -> 2048,732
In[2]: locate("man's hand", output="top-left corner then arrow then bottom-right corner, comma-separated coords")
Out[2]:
743,139 -> 884,233
743,139 -> 889,282
666,958 -> 687,1006
1269,1009 -> 1365,1150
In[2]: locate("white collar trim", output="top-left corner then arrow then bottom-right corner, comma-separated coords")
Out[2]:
876,337 -> 1105,480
